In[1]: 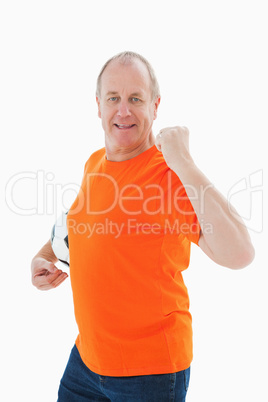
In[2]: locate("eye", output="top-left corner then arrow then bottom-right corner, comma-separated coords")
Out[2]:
108,97 -> 118,102
131,97 -> 140,103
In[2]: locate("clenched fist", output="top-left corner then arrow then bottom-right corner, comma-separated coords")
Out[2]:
155,126 -> 194,172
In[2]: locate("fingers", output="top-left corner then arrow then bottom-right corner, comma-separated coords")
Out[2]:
32,266 -> 68,291
155,126 -> 190,151
38,259 -> 58,274
155,131 -> 163,152
40,271 -> 68,291
31,257 -> 57,276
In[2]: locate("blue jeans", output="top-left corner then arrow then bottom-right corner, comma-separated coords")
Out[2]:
57,345 -> 190,401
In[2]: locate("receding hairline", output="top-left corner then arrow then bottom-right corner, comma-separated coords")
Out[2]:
96,51 -> 161,100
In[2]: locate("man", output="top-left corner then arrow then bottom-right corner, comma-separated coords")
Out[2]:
31,51 -> 255,401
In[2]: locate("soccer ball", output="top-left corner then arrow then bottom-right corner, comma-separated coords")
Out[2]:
51,211 -> 69,268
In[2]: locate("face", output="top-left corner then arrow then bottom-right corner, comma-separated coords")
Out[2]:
96,59 -> 160,151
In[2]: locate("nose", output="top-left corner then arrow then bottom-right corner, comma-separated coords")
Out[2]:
117,100 -> 131,117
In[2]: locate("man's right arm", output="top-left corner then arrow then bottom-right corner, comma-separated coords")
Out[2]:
31,240 -> 68,291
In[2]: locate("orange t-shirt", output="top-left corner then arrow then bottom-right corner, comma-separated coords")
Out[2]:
67,145 -> 200,376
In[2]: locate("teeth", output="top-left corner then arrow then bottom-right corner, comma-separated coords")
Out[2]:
116,124 -> 133,128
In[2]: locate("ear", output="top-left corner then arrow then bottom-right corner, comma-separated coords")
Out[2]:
96,96 -> 101,118
153,96 -> 161,120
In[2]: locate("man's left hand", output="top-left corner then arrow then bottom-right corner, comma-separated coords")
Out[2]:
155,126 -> 193,172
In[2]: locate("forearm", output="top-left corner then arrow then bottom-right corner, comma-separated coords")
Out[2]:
32,240 -> 58,264
173,160 -> 255,268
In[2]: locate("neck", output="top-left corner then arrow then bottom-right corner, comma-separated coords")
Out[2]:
105,133 -> 155,162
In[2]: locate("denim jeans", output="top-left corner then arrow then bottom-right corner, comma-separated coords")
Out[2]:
57,344 -> 190,402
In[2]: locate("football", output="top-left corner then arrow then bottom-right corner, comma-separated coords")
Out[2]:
51,211 -> 69,268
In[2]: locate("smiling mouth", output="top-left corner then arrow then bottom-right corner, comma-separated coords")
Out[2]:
114,124 -> 136,130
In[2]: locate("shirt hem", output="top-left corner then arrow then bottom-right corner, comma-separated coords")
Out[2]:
75,339 -> 192,377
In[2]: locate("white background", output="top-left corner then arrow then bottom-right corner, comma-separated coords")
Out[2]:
1,1 -> 267,401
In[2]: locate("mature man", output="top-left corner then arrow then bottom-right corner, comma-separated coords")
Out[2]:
31,51 -> 254,401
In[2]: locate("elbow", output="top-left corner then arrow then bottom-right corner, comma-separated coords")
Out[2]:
229,242 -> 255,270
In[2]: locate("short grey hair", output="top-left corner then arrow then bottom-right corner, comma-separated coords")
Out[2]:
96,51 -> 161,100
